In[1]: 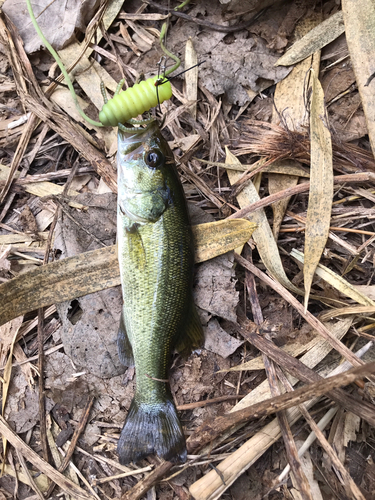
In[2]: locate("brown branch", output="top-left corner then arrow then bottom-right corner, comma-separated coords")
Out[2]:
228,172 -> 375,221
176,394 -> 246,411
37,309 -> 49,464
145,1 -> 267,33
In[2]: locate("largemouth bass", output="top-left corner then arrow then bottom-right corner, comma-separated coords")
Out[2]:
117,122 -> 203,464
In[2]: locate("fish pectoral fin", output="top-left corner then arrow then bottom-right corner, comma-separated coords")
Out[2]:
175,302 -> 204,356
117,309 -> 135,367
126,226 -> 147,271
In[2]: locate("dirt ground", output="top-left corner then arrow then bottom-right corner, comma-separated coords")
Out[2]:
1,0 -> 375,499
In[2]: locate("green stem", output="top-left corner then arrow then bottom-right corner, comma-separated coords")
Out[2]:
26,0 -> 103,128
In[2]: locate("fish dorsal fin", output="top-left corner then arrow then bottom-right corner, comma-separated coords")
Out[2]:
175,302 -> 204,357
117,309 -> 135,367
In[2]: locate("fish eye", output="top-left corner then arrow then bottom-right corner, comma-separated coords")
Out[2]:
145,150 -> 164,169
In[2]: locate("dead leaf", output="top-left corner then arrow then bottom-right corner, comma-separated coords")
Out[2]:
162,2 -> 291,106
54,192 -> 124,378
57,289 -> 125,379
276,11 -> 345,67
303,70 -> 333,308
44,350 -> 131,433
194,253 -> 239,323
192,219 -> 256,263
3,367 -> 53,434
204,319 -> 243,359
342,0 -> 375,155
225,147 -> 302,295
3,0 -> 101,53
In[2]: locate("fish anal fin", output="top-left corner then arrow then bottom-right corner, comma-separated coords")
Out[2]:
175,302 -> 204,357
117,309 -> 134,367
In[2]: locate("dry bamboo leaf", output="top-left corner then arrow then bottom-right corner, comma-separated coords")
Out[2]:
319,305 -> 375,322
0,245 -> 119,328
291,249 -> 375,307
184,38 -> 198,120
269,169 -> 299,239
0,461 -> 49,491
272,12 -> 321,132
276,11 -> 345,67
342,0 -> 375,155
0,220 -> 254,327
197,159 -> 310,177
192,219 -> 256,263
1,315 -> 24,473
225,147 -> 302,295
0,232 -> 48,245
303,71 -> 333,308
269,15 -> 321,239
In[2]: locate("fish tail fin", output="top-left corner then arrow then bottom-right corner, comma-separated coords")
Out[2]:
117,393 -> 186,465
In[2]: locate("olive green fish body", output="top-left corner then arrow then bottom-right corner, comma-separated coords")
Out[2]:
117,123 -> 202,464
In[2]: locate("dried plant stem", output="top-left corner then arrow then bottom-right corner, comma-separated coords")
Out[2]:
244,251 -> 312,499
45,397 -> 94,498
0,415 -> 93,499
37,309 -> 49,464
228,172 -> 375,221
277,370 -> 366,500
232,316 -> 375,427
176,395 -> 246,411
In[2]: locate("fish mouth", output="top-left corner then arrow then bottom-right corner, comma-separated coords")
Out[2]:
117,121 -> 159,146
